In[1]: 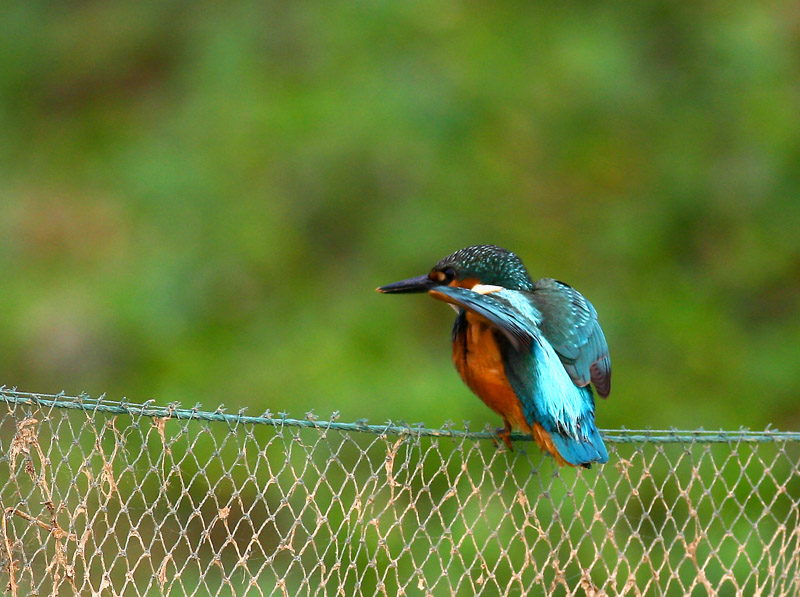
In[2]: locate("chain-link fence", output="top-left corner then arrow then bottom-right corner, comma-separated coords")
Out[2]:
1,389 -> 798,596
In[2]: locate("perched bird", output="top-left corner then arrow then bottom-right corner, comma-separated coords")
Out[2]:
377,245 -> 611,468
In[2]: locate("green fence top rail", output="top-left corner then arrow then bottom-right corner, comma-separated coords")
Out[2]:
2,387 -> 799,444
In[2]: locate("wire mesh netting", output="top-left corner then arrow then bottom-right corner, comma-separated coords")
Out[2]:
0,389 -> 798,596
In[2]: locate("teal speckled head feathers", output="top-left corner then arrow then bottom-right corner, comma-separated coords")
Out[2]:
432,245 -> 535,291
375,244 -> 535,295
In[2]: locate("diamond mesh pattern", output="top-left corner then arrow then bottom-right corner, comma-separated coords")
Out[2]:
1,390 -> 798,596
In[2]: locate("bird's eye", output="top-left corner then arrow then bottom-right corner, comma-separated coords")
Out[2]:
430,268 -> 457,284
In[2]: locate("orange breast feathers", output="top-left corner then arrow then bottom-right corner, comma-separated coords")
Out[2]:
432,278 -> 529,432
451,311 -> 531,433
451,317 -> 568,465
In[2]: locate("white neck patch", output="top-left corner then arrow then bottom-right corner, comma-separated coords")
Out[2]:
471,284 -> 504,295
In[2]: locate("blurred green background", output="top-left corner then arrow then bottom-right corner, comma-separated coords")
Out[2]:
1,1 -> 799,432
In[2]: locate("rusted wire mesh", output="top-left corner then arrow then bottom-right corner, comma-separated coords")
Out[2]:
1,389 -> 798,596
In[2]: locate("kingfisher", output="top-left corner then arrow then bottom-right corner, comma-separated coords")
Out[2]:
377,244 -> 611,468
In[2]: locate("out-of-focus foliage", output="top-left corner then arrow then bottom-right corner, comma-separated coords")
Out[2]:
1,1 -> 799,431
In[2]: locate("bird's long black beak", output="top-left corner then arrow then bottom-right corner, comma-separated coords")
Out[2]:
376,274 -> 436,294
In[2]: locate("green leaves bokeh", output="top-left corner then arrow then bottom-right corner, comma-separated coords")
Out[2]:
2,1 -> 799,431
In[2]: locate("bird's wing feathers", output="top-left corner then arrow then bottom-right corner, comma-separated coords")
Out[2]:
430,283 -> 609,465
432,280 -> 611,398
428,286 -> 538,351
529,278 -> 611,397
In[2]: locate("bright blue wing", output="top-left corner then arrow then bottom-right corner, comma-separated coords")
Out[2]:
501,337 -> 608,466
529,278 -> 611,397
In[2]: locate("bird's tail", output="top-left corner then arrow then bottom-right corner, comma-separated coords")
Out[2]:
549,422 -> 608,468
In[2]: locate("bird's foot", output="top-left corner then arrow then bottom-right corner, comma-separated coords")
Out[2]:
495,425 -> 514,452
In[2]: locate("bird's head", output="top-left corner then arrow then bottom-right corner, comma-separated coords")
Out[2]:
377,245 -> 534,295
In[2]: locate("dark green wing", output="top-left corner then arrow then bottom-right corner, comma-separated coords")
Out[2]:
529,278 -> 611,397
